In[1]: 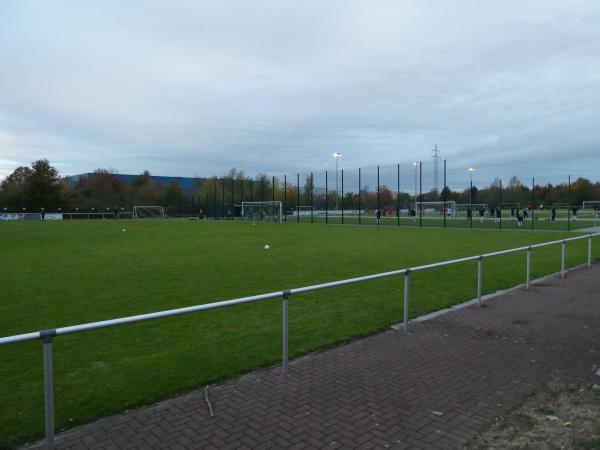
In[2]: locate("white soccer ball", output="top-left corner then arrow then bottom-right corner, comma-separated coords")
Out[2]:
264,244 -> 270,250
252,222 -> 256,226
122,228 -> 126,232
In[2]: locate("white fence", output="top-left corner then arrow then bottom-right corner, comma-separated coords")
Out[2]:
0,233 -> 598,449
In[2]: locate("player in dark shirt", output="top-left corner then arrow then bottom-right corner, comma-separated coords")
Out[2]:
516,209 -> 524,227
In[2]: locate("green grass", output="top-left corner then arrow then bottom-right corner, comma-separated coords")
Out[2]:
0,220 -> 598,448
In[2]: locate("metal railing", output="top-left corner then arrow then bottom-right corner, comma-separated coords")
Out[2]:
1,233 -> 598,449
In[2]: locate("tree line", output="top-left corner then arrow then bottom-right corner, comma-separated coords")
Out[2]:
1,160 -> 599,215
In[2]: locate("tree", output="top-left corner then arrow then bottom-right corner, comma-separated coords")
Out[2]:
71,169 -> 124,210
164,180 -> 185,214
1,166 -> 33,210
131,170 -> 163,204
23,160 -> 64,210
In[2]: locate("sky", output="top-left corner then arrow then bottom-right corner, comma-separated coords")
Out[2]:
1,0 -> 599,185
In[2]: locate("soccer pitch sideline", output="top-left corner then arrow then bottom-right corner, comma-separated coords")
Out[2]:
0,220 -> 598,448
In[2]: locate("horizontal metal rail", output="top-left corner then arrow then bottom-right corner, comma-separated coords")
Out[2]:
0,233 -> 597,347
0,232 -> 597,450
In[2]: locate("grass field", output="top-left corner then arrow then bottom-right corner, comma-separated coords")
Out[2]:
1,220 -> 598,448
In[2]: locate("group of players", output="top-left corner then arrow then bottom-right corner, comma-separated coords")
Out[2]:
372,205 -> 600,226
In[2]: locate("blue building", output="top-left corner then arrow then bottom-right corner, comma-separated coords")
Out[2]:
64,173 -> 206,193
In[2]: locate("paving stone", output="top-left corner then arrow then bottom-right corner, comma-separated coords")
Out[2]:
23,264 -> 600,449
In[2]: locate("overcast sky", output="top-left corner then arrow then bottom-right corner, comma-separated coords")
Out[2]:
1,0 -> 599,184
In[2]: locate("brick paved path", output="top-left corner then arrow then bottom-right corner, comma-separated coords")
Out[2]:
26,265 -> 600,449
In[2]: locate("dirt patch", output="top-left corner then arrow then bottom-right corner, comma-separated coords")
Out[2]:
466,375 -> 600,450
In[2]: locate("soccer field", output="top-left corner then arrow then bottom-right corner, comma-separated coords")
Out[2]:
0,220 -> 598,448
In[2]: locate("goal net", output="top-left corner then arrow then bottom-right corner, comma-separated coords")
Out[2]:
417,201 -> 456,217
241,201 -> 282,224
133,206 -> 165,219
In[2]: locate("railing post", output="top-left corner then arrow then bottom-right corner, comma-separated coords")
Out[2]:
403,270 -> 410,334
561,240 -> 566,278
588,236 -> 593,268
477,256 -> 483,307
41,329 -> 56,450
526,247 -> 531,290
282,291 -> 290,376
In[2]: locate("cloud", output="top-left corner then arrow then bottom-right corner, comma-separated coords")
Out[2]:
0,0 -> 599,186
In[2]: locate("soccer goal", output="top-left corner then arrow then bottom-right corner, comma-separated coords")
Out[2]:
241,201 -> 282,224
133,206 -> 165,219
417,201 -> 456,218
582,201 -> 600,210
552,203 -> 571,210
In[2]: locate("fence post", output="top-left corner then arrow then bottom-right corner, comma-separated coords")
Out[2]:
377,165 -> 380,224
41,330 -> 56,450
310,173 -> 314,224
358,168 -> 362,225
341,169 -> 344,224
282,291 -> 290,376
325,170 -> 328,224
526,247 -> 531,290
477,256 -> 483,306
561,240 -> 566,278
396,163 -> 400,227
283,174 -> 287,223
531,177 -> 535,230
567,175 -> 571,231
588,236 -> 593,268
443,159 -> 447,229
419,162 -> 422,228
403,270 -> 410,334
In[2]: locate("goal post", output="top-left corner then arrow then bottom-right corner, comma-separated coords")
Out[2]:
241,201 -> 282,224
133,206 -> 165,219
